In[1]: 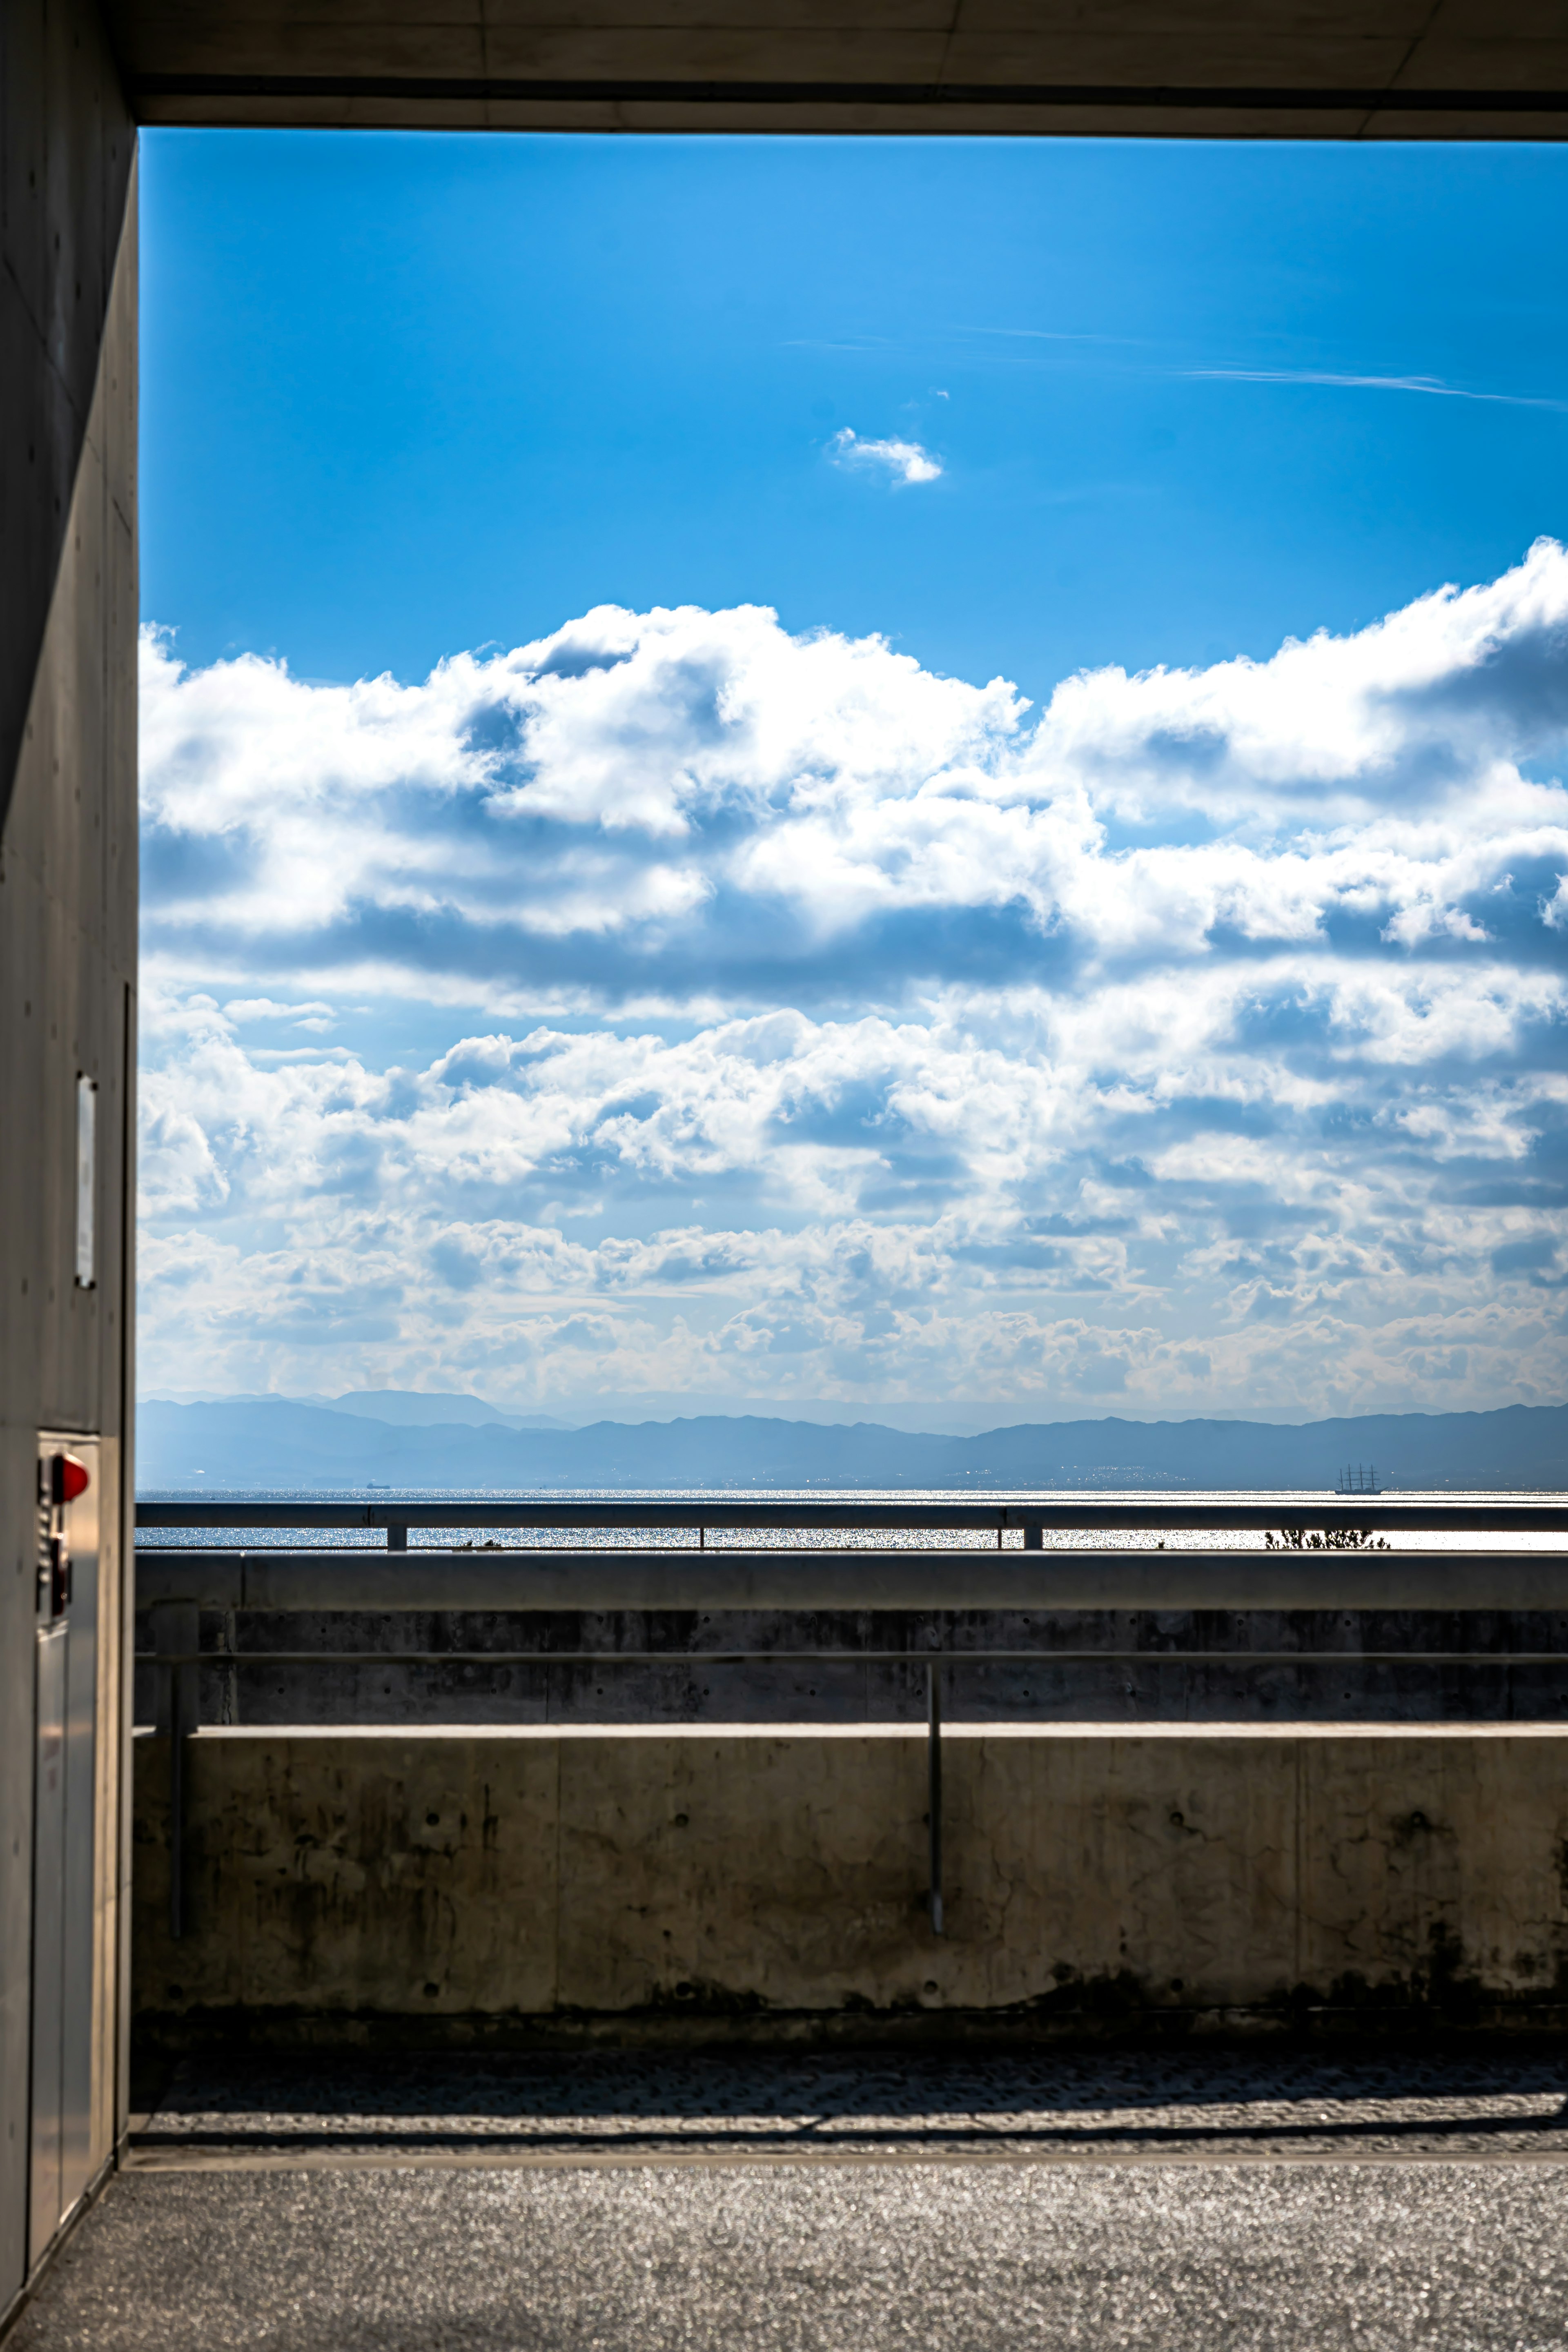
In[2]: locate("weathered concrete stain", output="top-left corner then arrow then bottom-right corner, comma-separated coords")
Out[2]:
133,1725 -> 1568,2044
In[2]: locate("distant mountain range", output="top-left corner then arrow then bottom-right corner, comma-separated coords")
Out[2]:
134,1396 -> 1568,1491
322,1390 -> 574,1431
150,1388 -> 575,1431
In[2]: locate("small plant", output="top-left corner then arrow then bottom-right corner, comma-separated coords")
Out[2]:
1265,1526 -> 1389,1551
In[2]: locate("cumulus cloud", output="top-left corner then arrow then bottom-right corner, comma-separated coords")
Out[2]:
138,544 -> 1568,1413
829,428 -> 942,484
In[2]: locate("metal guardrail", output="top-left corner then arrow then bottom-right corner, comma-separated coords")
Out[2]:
135,1493 -> 1568,1946
136,1495 -> 1568,1539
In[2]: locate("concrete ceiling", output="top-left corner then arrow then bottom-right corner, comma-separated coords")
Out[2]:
107,2 -> 1568,136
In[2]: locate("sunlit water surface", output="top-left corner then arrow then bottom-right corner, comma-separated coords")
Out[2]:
135,1488 -> 1568,1552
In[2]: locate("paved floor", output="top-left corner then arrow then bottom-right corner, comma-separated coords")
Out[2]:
15,2053 -> 1568,2350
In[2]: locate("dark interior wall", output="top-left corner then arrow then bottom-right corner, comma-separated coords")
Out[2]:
0,0 -> 136,839
0,0 -> 136,2314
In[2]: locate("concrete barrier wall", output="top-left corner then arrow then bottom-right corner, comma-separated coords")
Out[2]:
134,1724 -> 1568,2044
132,1599 -> 1568,1731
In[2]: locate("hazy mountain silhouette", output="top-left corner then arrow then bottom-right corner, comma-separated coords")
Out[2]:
135,1397 -> 1568,1491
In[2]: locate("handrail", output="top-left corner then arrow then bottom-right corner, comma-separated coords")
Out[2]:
135,1493 -> 1568,1537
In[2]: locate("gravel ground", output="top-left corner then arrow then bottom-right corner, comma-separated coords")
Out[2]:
13,2052 -> 1568,2350
15,2159 -> 1568,2351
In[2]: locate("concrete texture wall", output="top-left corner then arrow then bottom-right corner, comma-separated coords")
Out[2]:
141,1601 -> 1568,1734
134,1725 -> 1568,2045
0,0 -> 137,2317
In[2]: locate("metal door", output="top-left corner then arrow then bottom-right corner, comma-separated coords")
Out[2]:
29,1435 -> 100,2269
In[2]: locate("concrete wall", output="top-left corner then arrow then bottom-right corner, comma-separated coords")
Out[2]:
0,0 -> 137,2318
134,1725 -> 1568,2044
140,1601 -> 1568,1733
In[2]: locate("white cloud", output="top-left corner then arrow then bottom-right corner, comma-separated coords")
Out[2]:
137,545 -> 1568,1414
829,428 -> 942,485
1185,369 -> 1568,412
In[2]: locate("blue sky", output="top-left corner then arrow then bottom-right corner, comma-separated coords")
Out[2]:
144,134 -> 1568,705
138,134 -> 1568,1421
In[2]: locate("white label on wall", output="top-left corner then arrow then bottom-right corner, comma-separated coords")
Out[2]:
75,1074 -> 96,1289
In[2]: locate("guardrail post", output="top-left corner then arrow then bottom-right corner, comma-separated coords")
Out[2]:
1024,1521 -> 1043,1550
150,1598 -> 199,1940
387,1520 -> 408,1551
927,1660 -> 943,1936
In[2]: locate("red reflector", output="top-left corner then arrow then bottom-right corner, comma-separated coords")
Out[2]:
53,1453 -> 90,1505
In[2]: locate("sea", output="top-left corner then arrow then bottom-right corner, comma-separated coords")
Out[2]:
133,1487 -> 1568,1552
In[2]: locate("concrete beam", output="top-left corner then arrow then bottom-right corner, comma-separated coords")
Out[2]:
100,1 -> 1568,137
135,1544 -> 1568,1614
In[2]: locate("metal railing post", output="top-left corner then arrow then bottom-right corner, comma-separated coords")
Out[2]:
927,1659 -> 943,1936
169,1709 -> 185,1943
150,1597 -> 198,1940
